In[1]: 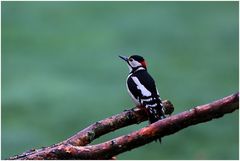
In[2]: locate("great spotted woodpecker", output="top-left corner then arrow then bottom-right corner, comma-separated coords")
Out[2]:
119,55 -> 165,142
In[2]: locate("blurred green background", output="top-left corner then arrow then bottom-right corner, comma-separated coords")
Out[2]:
2,1 -> 239,159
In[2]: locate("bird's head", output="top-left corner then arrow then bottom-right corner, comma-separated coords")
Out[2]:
119,55 -> 147,73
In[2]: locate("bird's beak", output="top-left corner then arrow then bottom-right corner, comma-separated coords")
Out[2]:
119,55 -> 128,62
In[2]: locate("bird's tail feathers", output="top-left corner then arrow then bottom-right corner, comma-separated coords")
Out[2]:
147,106 -> 165,124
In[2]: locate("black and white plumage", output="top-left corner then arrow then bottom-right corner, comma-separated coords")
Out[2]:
119,55 -> 165,125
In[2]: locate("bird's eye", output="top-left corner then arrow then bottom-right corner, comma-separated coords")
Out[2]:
129,58 -> 133,62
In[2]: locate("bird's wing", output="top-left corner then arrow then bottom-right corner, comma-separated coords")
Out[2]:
127,70 -> 159,100
127,70 -> 165,123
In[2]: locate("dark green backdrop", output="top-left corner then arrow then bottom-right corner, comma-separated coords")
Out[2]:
2,1 -> 239,159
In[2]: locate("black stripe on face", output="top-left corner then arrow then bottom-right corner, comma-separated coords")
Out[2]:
129,55 -> 144,62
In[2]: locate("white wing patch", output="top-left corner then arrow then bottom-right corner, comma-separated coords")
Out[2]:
131,76 -> 151,97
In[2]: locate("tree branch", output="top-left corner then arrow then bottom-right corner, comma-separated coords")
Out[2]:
9,93 -> 238,160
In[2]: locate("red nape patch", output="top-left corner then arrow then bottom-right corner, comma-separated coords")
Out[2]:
141,61 -> 147,68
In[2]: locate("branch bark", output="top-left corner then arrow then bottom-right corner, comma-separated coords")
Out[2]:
9,93 -> 239,160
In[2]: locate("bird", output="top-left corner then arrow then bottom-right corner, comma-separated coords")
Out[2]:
119,55 -> 165,142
